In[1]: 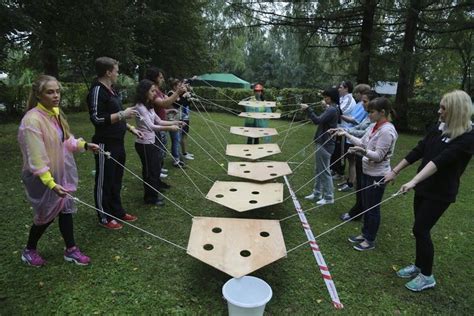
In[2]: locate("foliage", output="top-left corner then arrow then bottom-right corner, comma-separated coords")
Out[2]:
0,112 -> 473,314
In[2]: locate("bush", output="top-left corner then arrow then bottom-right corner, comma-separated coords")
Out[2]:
405,99 -> 439,133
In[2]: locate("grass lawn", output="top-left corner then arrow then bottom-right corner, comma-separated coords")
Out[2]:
0,111 -> 473,314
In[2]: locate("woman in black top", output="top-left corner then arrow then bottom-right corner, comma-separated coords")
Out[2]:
385,90 -> 473,292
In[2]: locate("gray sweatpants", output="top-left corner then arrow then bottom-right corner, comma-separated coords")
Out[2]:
313,145 -> 334,200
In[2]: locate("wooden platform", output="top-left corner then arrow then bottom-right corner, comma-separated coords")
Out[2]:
238,112 -> 281,119
187,217 -> 287,278
225,144 -> 281,160
206,181 -> 283,212
230,126 -> 278,138
228,161 -> 292,181
238,100 -> 276,108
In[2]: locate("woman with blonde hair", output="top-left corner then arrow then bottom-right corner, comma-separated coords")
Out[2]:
18,75 -> 99,267
385,90 -> 473,292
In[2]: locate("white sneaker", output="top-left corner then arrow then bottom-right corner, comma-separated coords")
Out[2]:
161,168 -> 169,173
183,153 -> 194,160
160,173 -> 168,179
304,193 -> 316,200
316,198 -> 334,205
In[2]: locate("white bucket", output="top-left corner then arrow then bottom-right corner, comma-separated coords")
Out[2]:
222,276 -> 273,316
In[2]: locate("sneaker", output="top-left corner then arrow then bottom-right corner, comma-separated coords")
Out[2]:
99,220 -> 123,230
64,246 -> 90,266
397,265 -> 421,279
161,168 -> 169,173
121,213 -> 137,222
338,183 -> 353,192
340,213 -> 351,221
405,273 -> 436,292
173,161 -> 186,168
21,249 -> 46,267
183,153 -> 194,160
336,181 -> 347,187
353,240 -> 375,251
160,173 -> 168,179
304,193 -> 320,201
316,198 -> 334,205
348,235 -> 365,243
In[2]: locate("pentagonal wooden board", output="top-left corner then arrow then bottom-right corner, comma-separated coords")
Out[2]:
187,217 -> 287,278
206,181 -> 283,212
228,161 -> 292,181
230,126 -> 278,138
238,112 -> 281,119
226,144 -> 281,160
239,100 -> 276,108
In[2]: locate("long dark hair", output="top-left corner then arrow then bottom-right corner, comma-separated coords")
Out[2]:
135,79 -> 155,109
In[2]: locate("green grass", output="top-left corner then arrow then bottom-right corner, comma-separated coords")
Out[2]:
0,111 -> 473,314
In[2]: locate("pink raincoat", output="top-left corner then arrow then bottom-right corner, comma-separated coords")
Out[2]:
18,105 -> 84,225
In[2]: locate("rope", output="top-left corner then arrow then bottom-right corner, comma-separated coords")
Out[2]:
286,190 -> 403,253
98,148 -> 195,217
280,110 -> 298,151
191,98 -> 228,150
186,132 -> 228,172
66,193 -> 188,251
280,179 -> 384,222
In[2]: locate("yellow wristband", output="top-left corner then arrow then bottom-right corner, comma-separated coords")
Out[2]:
39,171 -> 57,189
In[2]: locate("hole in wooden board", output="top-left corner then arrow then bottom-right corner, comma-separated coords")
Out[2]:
239,127 -> 244,129
259,129 -> 264,131
243,149 -> 250,152
267,151 -> 273,153
258,147 -> 264,149
263,133 -> 269,135
244,130 -> 249,132
240,250 -> 251,257
270,173 -> 278,176
243,170 -> 251,173
260,232 -> 270,237
249,200 -> 258,204
215,194 -> 224,198
212,227 -> 222,233
245,154 -> 252,156
239,163 -> 247,166
267,165 -> 274,168
229,188 -> 237,192
251,191 -> 260,195
203,244 -> 214,251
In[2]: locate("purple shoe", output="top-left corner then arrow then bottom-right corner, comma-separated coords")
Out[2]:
21,248 -> 46,267
64,246 -> 90,266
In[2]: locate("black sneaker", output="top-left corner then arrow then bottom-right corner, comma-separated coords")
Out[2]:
348,235 -> 365,243
173,161 -> 186,168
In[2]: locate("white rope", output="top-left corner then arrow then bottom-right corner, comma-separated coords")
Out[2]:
284,130 -> 329,163
280,179 -> 385,222
185,125 -> 230,163
284,151 -> 350,202
286,190 -> 403,253
280,110 -> 298,151
185,132 -> 228,172
289,136 -> 334,174
98,148 -> 195,217
193,94 -> 240,116
66,193 -> 188,251
190,98 -> 228,150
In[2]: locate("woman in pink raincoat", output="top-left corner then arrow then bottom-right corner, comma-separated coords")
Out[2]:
18,75 -> 99,267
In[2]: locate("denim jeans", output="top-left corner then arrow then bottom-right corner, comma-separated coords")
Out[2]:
313,145 -> 334,200
360,173 -> 386,242
169,130 -> 181,162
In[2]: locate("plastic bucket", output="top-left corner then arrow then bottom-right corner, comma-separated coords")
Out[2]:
222,276 -> 273,316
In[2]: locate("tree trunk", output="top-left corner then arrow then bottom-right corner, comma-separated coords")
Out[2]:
395,0 -> 422,130
357,0 -> 377,84
41,29 -> 59,78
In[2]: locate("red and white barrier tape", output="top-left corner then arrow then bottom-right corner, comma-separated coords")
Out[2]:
283,176 -> 343,309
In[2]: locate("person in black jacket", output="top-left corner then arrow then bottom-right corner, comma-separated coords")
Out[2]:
384,90 -> 473,292
87,57 -> 142,230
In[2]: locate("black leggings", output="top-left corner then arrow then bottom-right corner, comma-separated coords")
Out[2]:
26,213 -> 75,250
413,195 -> 450,276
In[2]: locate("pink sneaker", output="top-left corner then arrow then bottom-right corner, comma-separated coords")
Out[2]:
64,246 -> 90,266
21,248 -> 46,267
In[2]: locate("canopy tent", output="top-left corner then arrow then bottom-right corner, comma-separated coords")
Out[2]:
192,73 -> 251,89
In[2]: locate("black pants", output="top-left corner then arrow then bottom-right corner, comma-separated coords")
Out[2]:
348,155 -> 363,219
330,135 -> 345,176
27,213 -> 75,249
360,174 -> 386,242
413,195 -> 450,276
94,141 -> 126,224
135,142 -> 162,203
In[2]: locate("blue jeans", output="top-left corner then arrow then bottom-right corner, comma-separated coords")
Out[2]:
169,130 -> 181,162
313,145 -> 334,200
360,173 -> 386,242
